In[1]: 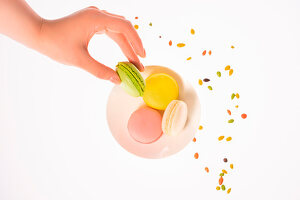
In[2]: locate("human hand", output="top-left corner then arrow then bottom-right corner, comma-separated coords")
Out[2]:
38,6 -> 146,84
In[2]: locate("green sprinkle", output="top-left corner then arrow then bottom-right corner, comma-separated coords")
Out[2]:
228,119 -> 234,123
149,22 -> 152,26
231,93 -> 236,100
208,86 -> 213,90
221,185 -> 226,191
217,71 -> 221,77
219,173 -> 224,176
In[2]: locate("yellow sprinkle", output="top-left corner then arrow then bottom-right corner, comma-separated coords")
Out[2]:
235,105 -> 239,108
177,43 -> 186,47
231,45 -> 235,49
227,188 -> 231,194
191,28 -> 195,35
230,164 -> 234,169
198,125 -> 203,130
198,79 -> 203,85
218,136 -> 224,141
236,93 -> 240,99
216,186 -> 220,191
134,25 -> 139,29
229,69 -> 234,76
187,57 -> 192,60
226,137 -> 232,141
225,65 -> 230,71
222,169 -> 228,174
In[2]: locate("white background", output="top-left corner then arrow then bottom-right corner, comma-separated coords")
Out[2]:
1,0 -> 300,199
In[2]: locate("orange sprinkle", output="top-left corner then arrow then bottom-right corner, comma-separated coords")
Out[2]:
230,164 -> 234,169
194,153 -> 199,159
236,93 -> 240,99
135,16 -> 138,19
205,167 -> 209,173
219,176 -> 223,185
198,79 -> 203,85
177,43 -> 185,47
235,105 -> 239,108
226,137 -> 232,141
187,57 -> 192,60
222,169 -> 228,174
225,65 -> 230,70
202,50 -> 206,56
192,137 -> 196,142
229,69 -> 234,76
198,125 -> 203,130
218,136 -> 225,141
231,45 -> 235,49
191,28 -> 195,35
134,25 -> 139,29
208,50 -> 212,55
169,40 -> 172,46
241,113 -> 247,119
227,109 -> 231,115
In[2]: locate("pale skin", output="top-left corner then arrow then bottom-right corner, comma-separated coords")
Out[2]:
0,0 -> 146,84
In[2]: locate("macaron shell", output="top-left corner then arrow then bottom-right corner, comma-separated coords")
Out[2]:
117,67 -> 140,97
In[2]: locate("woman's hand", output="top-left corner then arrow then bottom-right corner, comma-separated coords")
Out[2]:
38,7 -> 146,84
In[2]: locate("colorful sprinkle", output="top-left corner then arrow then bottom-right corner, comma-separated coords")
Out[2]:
236,93 -> 240,99
205,167 -> 209,173
202,50 -> 206,56
228,119 -> 234,123
231,45 -> 235,49
169,40 -> 172,46
231,93 -> 236,100
194,152 -> 199,159
187,57 -> 192,60
221,185 -> 226,191
225,65 -> 231,70
227,109 -> 231,115
177,43 -> 185,47
208,50 -> 212,55
217,71 -> 221,77
134,25 -> 139,29
241,113 -> 247,119
235,105 -> 239,108
135,16 -> 138,19
222,169 -> 228,174
218,136 -> 225,141
149,22 -> 152,26
198,79 -> 203,85
216,186 -> 220,190
226,137 -> 232,141
230,164 -> 233,169
227,188 -> 231,194
229,69 -> 234,76
203,78 -> 210,82
208,86 -> 213,90
219,176 -> 223,185
192,137 -> 196,142
219,173 -> 224,176
159,36 -> 162,38
198,125 -> 203,130
223,158 -> 228,162
191,28 -> 195,35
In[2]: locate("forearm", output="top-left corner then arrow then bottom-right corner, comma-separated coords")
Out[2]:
0,0 -> 42,50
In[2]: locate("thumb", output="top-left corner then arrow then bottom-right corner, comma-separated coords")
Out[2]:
79,50 -> 121,84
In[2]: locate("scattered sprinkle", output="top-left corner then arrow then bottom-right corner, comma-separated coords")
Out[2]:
203,78 -> 210,82
227,188 -> 231,194
205,167 -> 209,173
169,40 -> 172,46
198,125 -> 203,130
198,79 -> 203,85
202,50 -> 206,56
216,186 -> 220,190
229,69 -> 234,76
231,93 -> 236,100
241,113 -> 247,119
235,105 -> 239,108
224,158 -> 228,163
219,173 -> 224,177
236,93 -> 240,99
134,25 -> 139,29
187,57 -> 192,60
227,109 -> 231,115
135,16 -> 138,19
228,119 -> 234,123
177,43 -> 185,47
191,28 -> 195,35
225,65 -> 231,71
208,86 -> 213,90
226,137 -> 232,141
194,152 -> 199,159
217,71 -> 221,77
222,169 -> 228,174
231,45 -> 235,49
149,22 -> 152,26
221,185 -> 226,191
192,137 -> 196,142
159,35 -> 162,38
219,176 -> 224,185
208,50 -> 212,55
230,164 -> 233,169
218,136 -> 225,141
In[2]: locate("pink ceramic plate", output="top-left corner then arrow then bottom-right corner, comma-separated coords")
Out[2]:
106,66 -> 201,158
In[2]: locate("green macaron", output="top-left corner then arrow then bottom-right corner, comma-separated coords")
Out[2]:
116,62 -> 145,97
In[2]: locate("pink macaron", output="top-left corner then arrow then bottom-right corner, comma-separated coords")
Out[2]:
127,106 -> 163,144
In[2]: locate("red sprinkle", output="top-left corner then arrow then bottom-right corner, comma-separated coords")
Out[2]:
202,50 -> 206,56
219,176 -> 224,185
194,153 -> 199,159
205,167 -> 209,173
193,137 -> 196,142
135,16 -> 138,19
227,109 -> 231,115
208,50 -> 212,55
169,40 -> 172,46
241,113 -> 247,119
